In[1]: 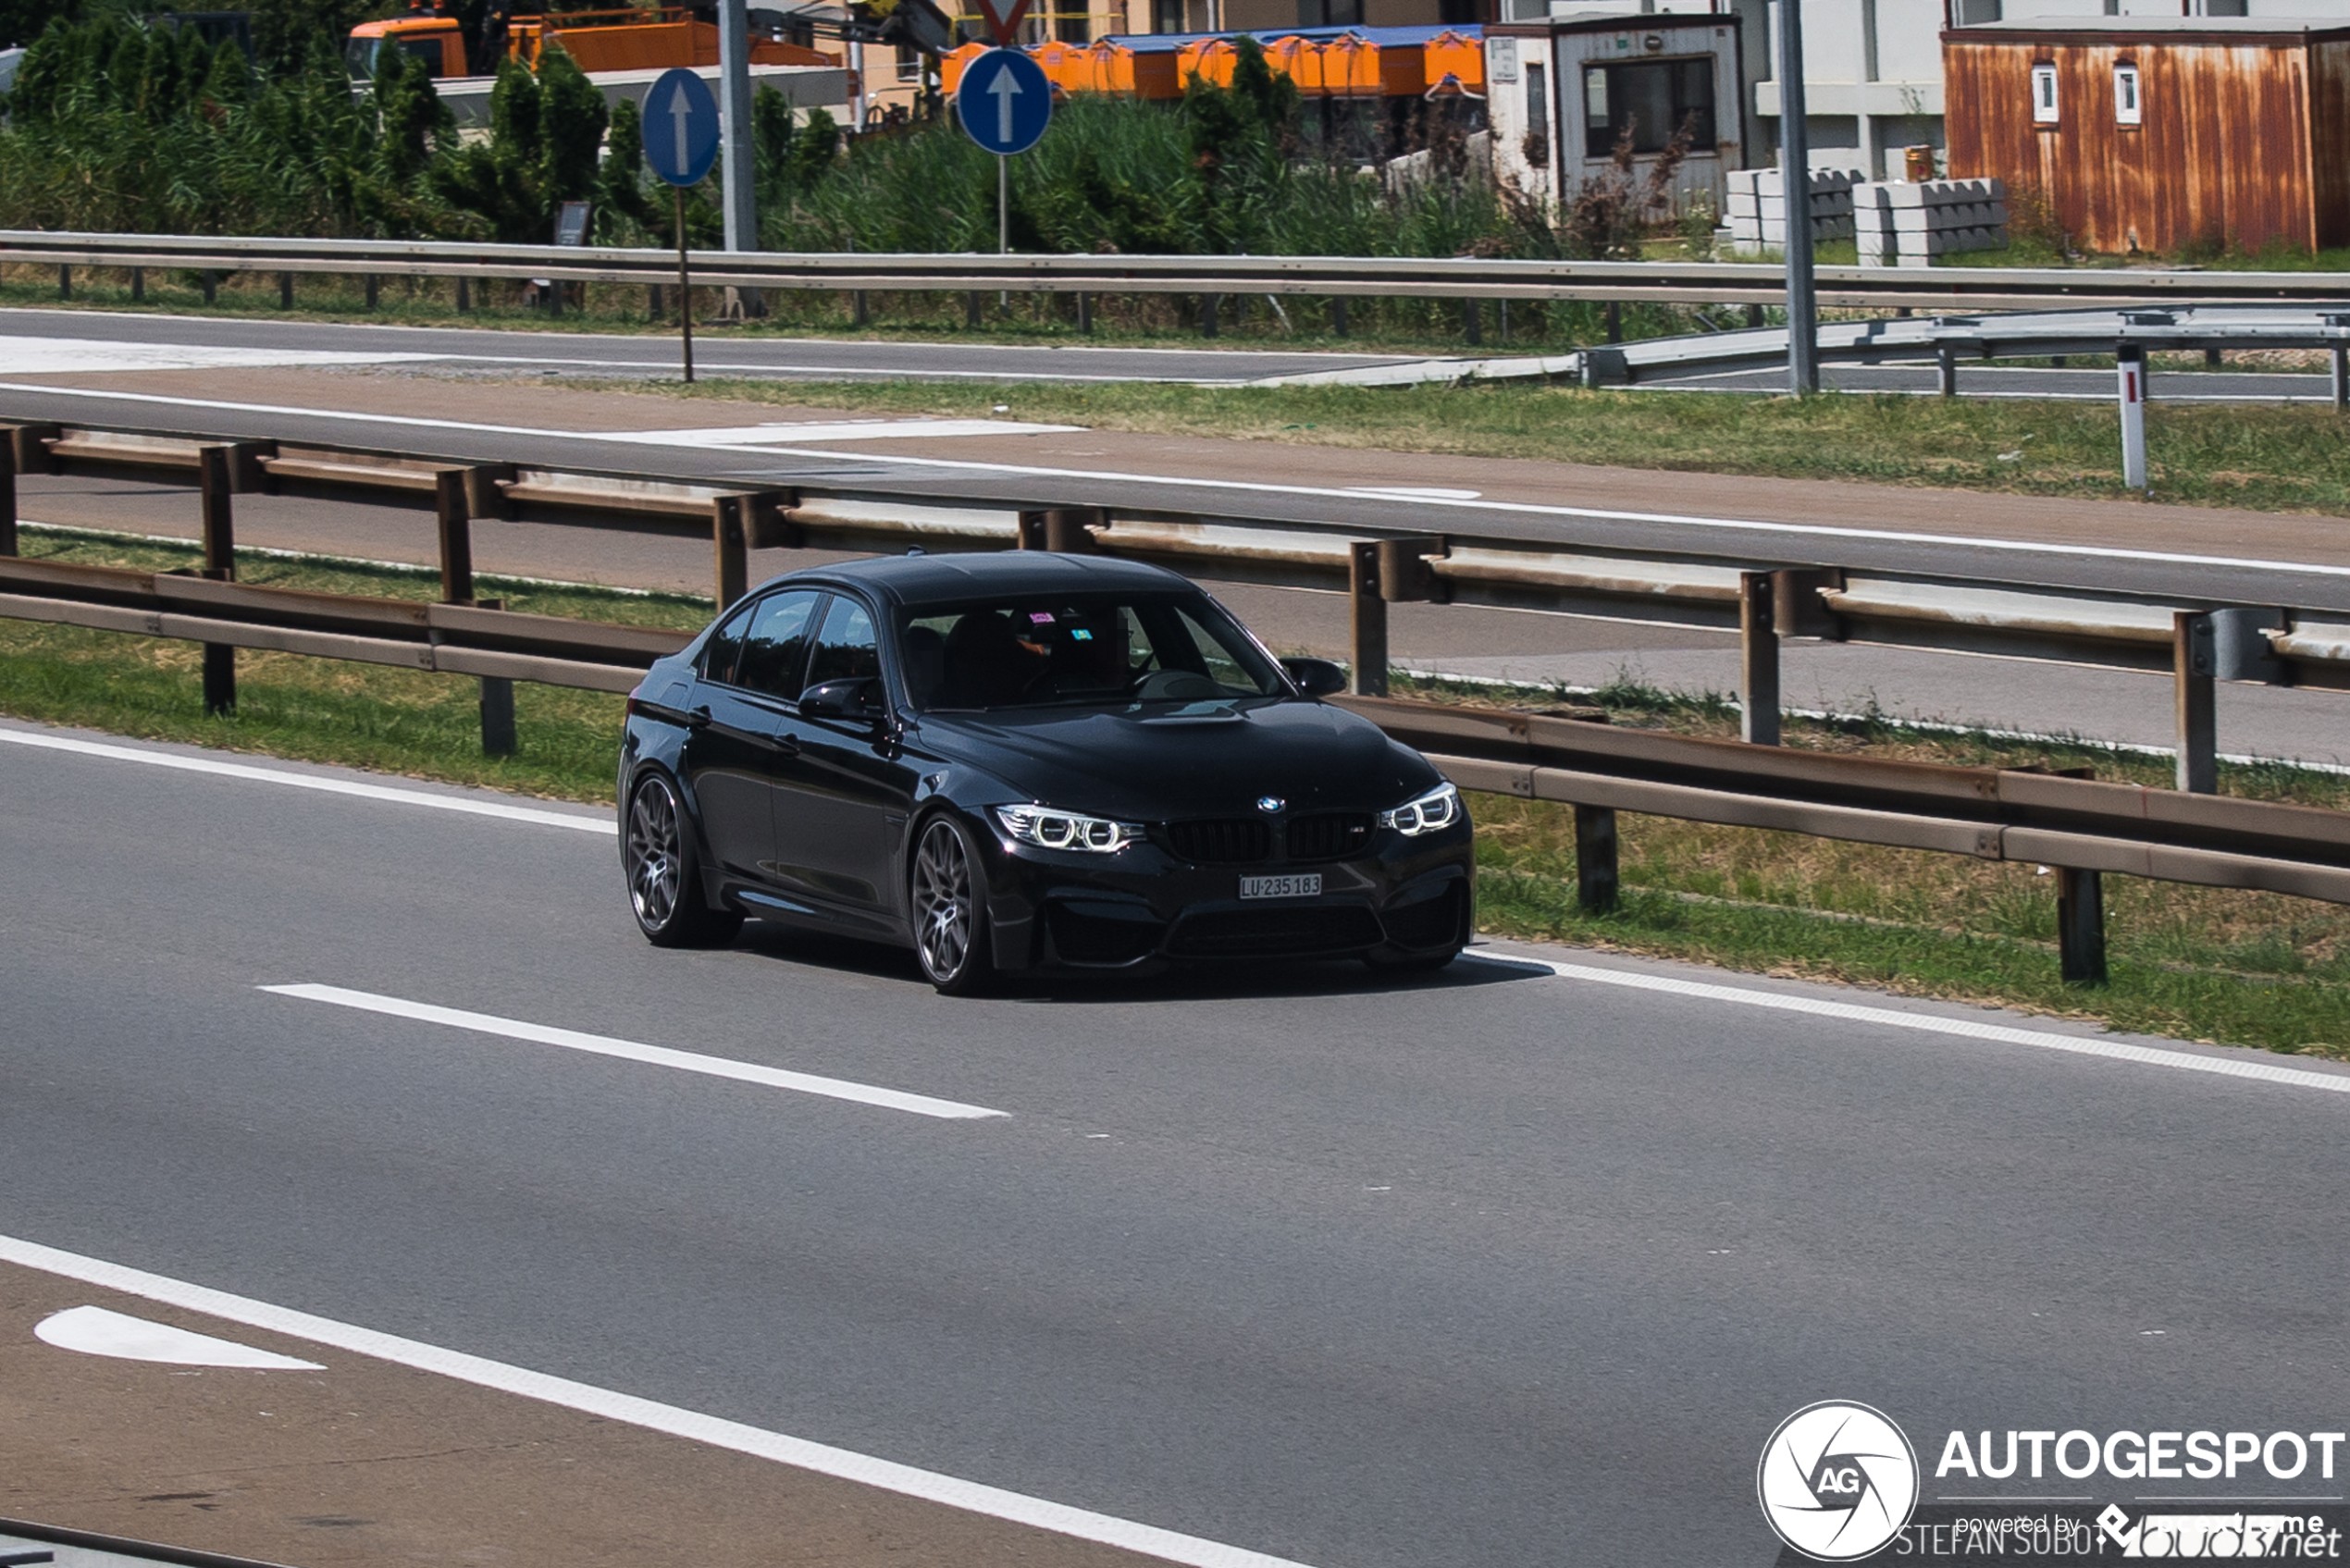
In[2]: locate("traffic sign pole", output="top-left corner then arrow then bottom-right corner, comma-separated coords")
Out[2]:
675,187 -> 694,383
644,68 -> 721,385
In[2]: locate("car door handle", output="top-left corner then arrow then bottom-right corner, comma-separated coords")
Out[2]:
774,733 -> 800,757
687,705 -> 711,731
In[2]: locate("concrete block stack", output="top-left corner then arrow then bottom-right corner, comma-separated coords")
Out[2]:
1720,167 -> 1863,255
1852,178 -> 2009,265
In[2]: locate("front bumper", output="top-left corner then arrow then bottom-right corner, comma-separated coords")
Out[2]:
971,815 -> 1476,971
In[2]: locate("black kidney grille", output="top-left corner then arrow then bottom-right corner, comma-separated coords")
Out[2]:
1286,812 -> 1374,861
1160,819 -> 1273,864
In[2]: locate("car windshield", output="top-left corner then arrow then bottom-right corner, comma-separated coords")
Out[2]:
897,593 -> 1288,712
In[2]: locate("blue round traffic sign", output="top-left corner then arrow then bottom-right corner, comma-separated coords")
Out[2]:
644,68 -> 720,187
956,47 -> 1052,156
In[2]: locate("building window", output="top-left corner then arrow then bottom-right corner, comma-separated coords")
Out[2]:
2031,61 -> 2059,124
2113,61 -> 2140,124
1584,58 -> 1714,160
1055,3 -> 1089,41
1153,0 -> 1183,31
1298,0 -> 1364,25
896,43 -> 919,80
1527,61 -> 1548,142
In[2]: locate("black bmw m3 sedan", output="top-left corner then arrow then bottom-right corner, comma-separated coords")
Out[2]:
617,551 -> 1474,994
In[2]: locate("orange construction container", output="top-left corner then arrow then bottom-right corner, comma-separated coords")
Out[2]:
938,38 -> 988,93
1031,38 -> 1088,93
1420,28 -> 1482,96
1317,32 -> 1379,95
1376,38 -> 1425,97
1260,33 -> 1322,94
1177,35 -> 1236,89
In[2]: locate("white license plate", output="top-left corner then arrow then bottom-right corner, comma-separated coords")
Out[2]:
1240,873 -> 1322,900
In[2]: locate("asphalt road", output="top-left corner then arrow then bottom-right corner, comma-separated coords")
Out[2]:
0,305 -> 1427,386
9,722 -> 2350,1568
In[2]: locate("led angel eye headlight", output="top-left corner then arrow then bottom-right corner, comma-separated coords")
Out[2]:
1379,782 -> 1461,836
994,804 -> 1142,854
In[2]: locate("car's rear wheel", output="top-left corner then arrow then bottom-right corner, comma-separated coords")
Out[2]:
911,815 -> 993,995
624,772 -> 742,948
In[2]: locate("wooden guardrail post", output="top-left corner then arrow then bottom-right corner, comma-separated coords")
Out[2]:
1042,508 -> 1098,553
435,469 -> 473,605
1575,804 -> 1619,914
0,429 -> 16,557
712,496 -> 748,611
1936,344 -> 1958,398
2334,343 -> 2349,414
12,424 -> 58,476
1349,541 -> 1387,698
365,275 -> 379,310
198,445 -> 235,715
1463,300 -> 1481,346
1330,298 -> 1348,338
456,278 -> 471,313
2174,611 -> 2218,794
1200,294 -> 1220,339
967,291 -> 983,329
278,272 -> 294,309
2058,867 -> 2107,984
471,599 -> 518,758
130,267 -> 143,303
1076,292 -> 1093,334
201,270 -> 217,305
56,265 -> 69,299
1739,570 -> 1781,746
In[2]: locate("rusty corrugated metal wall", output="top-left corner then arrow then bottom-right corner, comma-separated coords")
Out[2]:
1944,29 -> 2350,254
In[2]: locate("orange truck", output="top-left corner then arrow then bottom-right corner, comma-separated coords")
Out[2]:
347,2 -> 836,81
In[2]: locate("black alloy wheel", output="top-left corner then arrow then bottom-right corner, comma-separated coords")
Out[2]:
623,773 -> 742,947
911,815 -> 993,994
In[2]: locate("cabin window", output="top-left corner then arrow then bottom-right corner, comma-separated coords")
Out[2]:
1584,57 -> 1715,160
2032,62 -> 2059,125
2114,62 -> 2141,125
1527,62 -> 1549,143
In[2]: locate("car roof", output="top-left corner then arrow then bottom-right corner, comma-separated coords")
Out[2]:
755,550 -> 1194,607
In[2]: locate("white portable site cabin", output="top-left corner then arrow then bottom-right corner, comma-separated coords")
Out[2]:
1485,14 -> 1749,220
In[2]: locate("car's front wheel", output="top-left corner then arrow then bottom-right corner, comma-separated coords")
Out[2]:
911,815 -> 994,995
623,772 -> 743,948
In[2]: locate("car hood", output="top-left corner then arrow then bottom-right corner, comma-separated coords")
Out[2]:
912,698 -> 1437,820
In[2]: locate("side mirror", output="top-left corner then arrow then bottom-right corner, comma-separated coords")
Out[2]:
798,677 -> 882,720
1280,657 -> 1348,698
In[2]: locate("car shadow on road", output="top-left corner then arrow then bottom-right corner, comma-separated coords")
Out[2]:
728,921 -> 1547,1004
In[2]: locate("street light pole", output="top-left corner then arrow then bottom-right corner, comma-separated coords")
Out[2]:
1776,0 -> 1818,394
716,0 -> 761,315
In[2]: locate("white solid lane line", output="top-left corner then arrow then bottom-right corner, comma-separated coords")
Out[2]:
262,982 -> 1008,1121
36,1304 -> 325,1369
0,1233 -> 1316,1568
0,726 -> 613,833
7,381 -> 2349,582
1481,950 -> 2350,1098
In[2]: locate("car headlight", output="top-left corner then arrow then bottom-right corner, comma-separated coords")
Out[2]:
993,803 -> 1144,854
1379,781 -> 1461,836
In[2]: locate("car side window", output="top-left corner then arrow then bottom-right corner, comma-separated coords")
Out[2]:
733,590 -> 823,699
699,599 -> 756,686
805,596 -> 881,691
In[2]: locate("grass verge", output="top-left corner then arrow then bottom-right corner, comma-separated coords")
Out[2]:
592,374 -> 2350,515
6,527 -> 2348,1054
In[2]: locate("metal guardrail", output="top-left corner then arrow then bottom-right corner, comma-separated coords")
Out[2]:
1572,303 -> 2350,398
3,535 -> 2344,983
4,419 -> 2344,798
8,229 -> 2350,313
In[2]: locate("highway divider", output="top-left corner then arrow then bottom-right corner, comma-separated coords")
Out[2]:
8,419 -> 2350,982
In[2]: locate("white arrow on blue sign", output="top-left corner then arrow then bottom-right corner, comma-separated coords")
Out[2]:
956,47 -> 1052,157
645,68 -> 720,188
